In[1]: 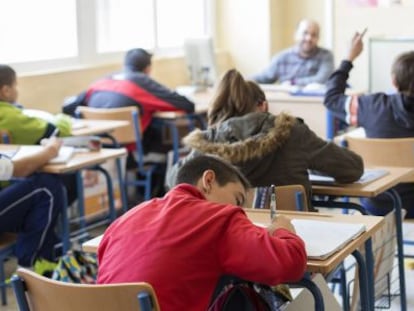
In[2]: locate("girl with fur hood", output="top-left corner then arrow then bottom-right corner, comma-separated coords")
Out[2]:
166,69 -> 363,209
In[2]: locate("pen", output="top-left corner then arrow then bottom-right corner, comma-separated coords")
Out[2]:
49,128 -> 60,138
360,27 -> 367,37
270,184 -> 276,221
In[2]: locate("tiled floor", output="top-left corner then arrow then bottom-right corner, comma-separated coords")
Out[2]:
1,224 -> 414,311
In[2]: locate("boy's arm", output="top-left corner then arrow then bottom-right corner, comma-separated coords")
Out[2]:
218,211 -> 307,285
324,31 -> 366,124
12,137 -> 62,177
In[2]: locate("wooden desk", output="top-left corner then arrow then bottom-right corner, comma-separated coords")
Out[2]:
39,148 -> 127,174
311,166 -> 414,311
265,92 -> 329,139
246,210 -> 384,275
186,89 -> 332,139
71,119 -> 129,137
1,145 -> 127,252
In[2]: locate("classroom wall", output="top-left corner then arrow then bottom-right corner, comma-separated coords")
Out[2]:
333,1 -> 414,91
17,51 -> 232,113
216,0 -> 272,75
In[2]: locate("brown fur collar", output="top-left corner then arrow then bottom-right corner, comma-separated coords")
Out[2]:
182,112 -> 296,163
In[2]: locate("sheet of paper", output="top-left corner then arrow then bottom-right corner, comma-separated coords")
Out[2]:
13,146 -> 75,164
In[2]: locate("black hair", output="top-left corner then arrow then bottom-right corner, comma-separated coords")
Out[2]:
392,51 -> 414,96
176,155 -> 250,190
124,48 -> 152,72
0,65 -> 16,88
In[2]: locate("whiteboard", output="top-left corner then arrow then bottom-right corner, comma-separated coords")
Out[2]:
369,37 -> 414,93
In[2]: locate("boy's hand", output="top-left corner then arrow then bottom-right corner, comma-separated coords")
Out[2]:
41,137 -> 62,158
267,215 -> 296,234
347,29 -> 366,62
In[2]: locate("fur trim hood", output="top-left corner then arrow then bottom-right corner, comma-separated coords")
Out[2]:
183,112 -> 296,163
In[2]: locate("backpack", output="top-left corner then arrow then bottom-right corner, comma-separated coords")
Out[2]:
51,250 -> 97,284
208,283 -> 271,311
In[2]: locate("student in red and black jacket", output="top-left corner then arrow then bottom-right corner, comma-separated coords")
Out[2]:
63,48 -> 195,153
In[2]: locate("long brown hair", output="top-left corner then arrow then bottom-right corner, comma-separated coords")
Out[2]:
208,69 -> 265,126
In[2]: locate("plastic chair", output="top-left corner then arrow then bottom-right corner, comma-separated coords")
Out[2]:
0,233 -> 16,305
11,268 -> 160,311
76,106 -> 159,201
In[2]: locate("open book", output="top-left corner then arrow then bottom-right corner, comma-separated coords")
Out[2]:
291,219 -> 366,260
13,146 -> 75,164
309,168 -> 389,186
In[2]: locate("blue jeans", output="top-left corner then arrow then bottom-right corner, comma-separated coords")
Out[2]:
0,173 -> 64,267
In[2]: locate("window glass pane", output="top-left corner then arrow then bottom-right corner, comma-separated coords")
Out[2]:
156,0 -> 206,48
0,0 -> 77,63
96,0 -> 155,53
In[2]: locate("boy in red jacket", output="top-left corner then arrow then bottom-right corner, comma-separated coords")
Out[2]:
97,155 -> 307,310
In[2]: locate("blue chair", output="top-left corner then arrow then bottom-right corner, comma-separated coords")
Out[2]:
0,233 -> 16,305
11,268 -> 160,311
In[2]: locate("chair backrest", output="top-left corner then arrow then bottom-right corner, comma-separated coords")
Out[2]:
345,136 -> 414,167
76,106 -> 141,145
12,268 -> 160,311
246,184 -> 308,212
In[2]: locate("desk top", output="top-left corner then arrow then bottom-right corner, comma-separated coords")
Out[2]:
71,119 -> 129,136
0,144 -> 127,174
245,209 -> 384,275
82,209 -> 383,275
312,166 -> 414,197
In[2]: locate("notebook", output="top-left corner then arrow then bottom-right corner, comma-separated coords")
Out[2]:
13,146 -> 75,164
291,219 -> 366,260
309,168 -> 389,186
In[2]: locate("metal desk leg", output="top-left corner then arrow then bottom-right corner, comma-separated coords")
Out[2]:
364,238 -> 375,311
99,133 -> 128,213
326,110 -> 335,141
93,166 -> 116,222
384,189 -> 406,311
115,157 -> 128,213
60,185 -> 70,253
76,171 -> 87,235
352,249 -> 372,311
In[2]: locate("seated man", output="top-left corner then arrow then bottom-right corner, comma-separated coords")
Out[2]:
252,19 -> 334,86
0,137 -> 64,270
97,155 -> 307,310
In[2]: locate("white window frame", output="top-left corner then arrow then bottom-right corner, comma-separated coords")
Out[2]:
10,0 -> 214,74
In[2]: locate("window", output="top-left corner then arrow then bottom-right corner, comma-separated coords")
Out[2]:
96,0 -> 155,53
0,0 -> 212,72
97,0 -> 210,53
0,0 -> 77,63
156,0 -> 207,49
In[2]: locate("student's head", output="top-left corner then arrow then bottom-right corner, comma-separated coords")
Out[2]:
124,48 -> 152,74
0,65 -> 18,103
208,69 -> 268,126
176,155 -> 250,207
294,19 -> 320,57
391,51 -> 414,97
